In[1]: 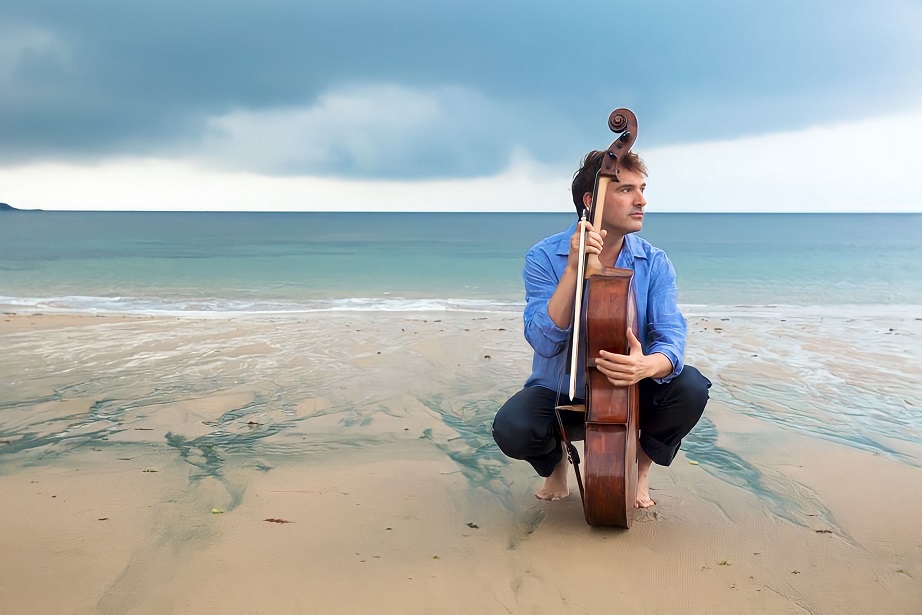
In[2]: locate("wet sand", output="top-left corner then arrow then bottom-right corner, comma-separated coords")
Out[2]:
1,310 -> 920,614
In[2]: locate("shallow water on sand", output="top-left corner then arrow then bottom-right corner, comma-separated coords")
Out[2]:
2,308 -> 919,525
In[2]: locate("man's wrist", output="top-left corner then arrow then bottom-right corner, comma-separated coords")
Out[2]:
646,352 -> 674,380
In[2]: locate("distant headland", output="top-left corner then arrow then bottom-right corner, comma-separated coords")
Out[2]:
0,203 -> 41,212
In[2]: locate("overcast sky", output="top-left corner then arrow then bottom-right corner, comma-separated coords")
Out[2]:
1,0 -> 921,212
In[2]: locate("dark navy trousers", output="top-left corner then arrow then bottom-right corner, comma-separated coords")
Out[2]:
492,366 -> 710,477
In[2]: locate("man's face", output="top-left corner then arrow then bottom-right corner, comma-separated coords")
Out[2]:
599,168 -> 647,235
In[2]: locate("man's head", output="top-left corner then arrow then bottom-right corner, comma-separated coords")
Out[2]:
570,150 -> 648,216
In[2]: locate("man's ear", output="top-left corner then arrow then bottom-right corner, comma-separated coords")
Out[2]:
582,192 -> 592,209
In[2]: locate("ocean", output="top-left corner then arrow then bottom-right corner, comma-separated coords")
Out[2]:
2,211 -> 921,313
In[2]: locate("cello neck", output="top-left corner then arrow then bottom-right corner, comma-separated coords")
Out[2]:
585,175 -> 610,277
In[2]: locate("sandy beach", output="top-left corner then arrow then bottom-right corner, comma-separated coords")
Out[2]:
1,310 -> 920,614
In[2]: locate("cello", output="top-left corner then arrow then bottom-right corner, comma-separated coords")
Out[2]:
557,108 -> 640,528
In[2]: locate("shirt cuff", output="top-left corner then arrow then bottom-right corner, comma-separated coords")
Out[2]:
648,345 -> 681,384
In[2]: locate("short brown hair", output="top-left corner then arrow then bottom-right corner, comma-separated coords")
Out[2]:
570,150 -> 648,215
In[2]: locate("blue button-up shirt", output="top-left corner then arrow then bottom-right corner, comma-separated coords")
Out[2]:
523,221 -> 686,393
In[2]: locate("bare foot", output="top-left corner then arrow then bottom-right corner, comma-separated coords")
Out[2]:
536,448 -> 569,500
634,447 -> 655,508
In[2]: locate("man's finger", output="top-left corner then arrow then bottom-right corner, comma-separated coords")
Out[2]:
596,362 -> 633,380
598,349 -> 632,363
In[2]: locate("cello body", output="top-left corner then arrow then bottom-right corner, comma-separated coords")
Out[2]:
582,269 -> 639,527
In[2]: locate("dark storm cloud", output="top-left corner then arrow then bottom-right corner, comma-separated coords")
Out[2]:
0,0 -> 919,178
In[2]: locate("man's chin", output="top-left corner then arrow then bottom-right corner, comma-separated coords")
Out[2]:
610,220 -> 643,235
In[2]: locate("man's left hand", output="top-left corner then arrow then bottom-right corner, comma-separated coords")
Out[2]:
596,329 -> 670,386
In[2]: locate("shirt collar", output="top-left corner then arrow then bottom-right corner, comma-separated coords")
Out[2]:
621,233 -> 647,264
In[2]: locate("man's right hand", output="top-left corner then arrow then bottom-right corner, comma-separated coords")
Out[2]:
566,221 -> 606,273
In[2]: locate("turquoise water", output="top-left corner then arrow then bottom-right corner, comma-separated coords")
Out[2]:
1,212 -> 920,312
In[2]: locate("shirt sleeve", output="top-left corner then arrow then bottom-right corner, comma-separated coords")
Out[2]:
646,251 -> 686,383
522,246 -> 571,358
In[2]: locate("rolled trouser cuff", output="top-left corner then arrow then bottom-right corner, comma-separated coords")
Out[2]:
639,433 -> 681,466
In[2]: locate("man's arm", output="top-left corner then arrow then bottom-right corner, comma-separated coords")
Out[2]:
546,223 -> 605,328
523,222 -> 604,357
643,251 -> 686,382
545,260 -> 580,330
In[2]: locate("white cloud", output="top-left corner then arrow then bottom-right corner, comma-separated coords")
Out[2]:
2,108 -> 921,213
0,150 -> 569,212
644,109 -> 922,212
195,84 -> 542,177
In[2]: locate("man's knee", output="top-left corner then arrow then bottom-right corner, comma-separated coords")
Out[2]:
492,387 -> 556,460
492,395 -> 531,458
674,365 -> 711,411
491,404 -> 520,456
